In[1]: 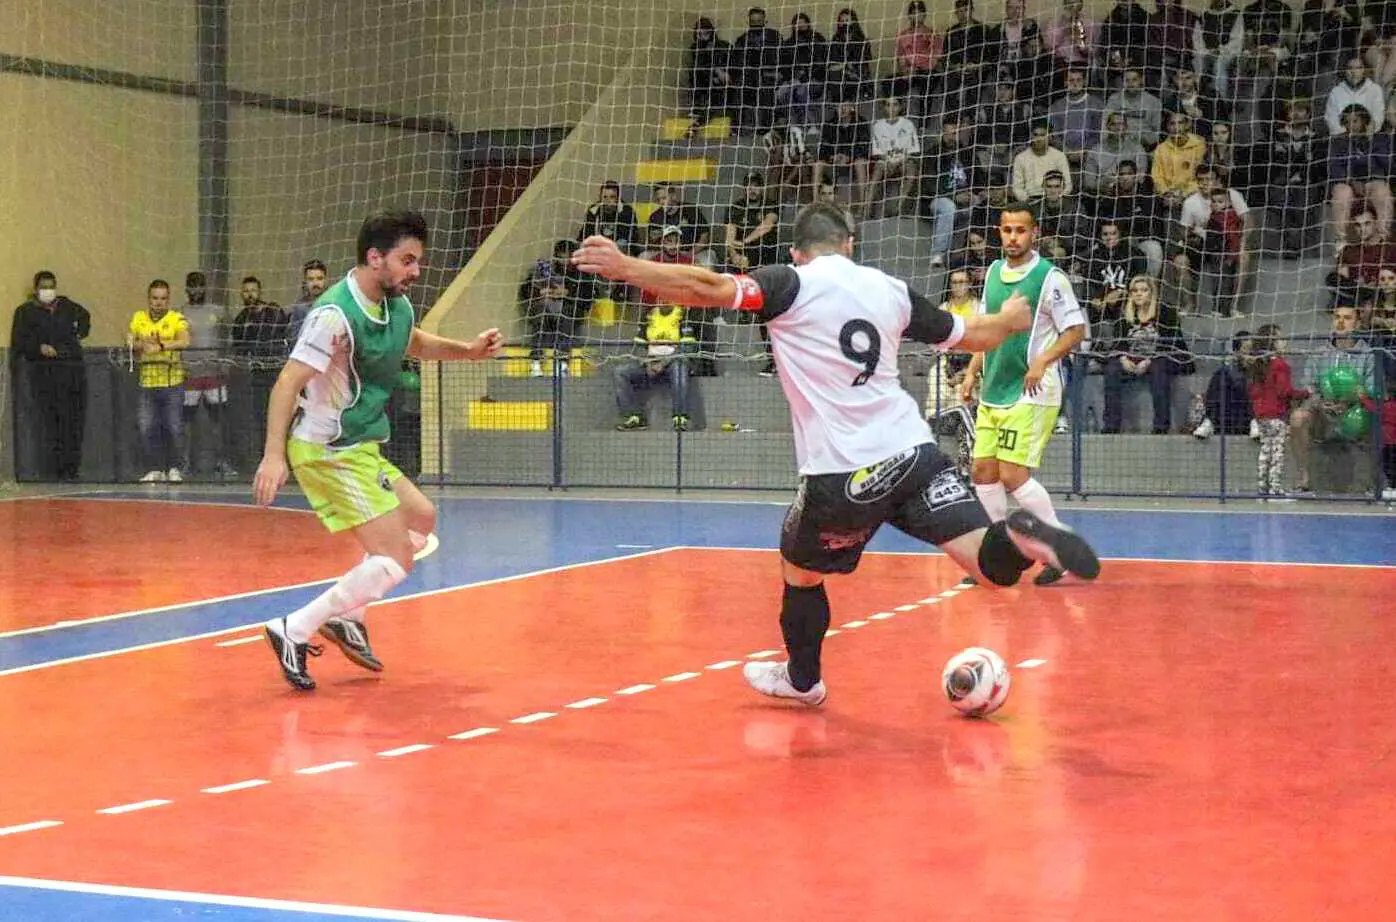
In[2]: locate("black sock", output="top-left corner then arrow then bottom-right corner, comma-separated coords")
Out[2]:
781,582 -> 830,692
978,520 -> 1033,586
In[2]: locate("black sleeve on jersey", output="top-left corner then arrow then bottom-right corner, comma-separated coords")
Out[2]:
904,287 -> 957,346
748,264 -> 801,322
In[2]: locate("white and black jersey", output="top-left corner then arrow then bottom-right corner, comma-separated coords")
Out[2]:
725,253 -> 966,475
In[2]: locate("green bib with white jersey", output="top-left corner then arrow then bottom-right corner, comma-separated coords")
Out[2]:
979,255 -> 1055,407
318,277 -> 414,448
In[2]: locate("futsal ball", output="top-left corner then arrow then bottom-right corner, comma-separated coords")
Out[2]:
942,647 -> 1011,718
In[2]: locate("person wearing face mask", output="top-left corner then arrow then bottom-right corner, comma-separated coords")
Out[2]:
10,270 -> 91,481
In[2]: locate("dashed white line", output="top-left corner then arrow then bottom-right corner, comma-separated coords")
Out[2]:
894,604 -> 919,612
1016,658 -> 1048,669
919,597 -> 941,604
511,712 -> 556,725
841,620 -> 868,628
869,612 -> 896,621
377,744 -> 434,758
0,821 -> 62,837
294,761 -> 355,776
448,727 -> 499,741
705,660 -> 742,670
747,650 -> 780,659
565,696 -> 608,709
662,671 -> 701,683
616,683 -> 655,695
214,635 -> 262,648
823,628 -> 842,637
97,799 -> 171,815
201,779 -> 269,795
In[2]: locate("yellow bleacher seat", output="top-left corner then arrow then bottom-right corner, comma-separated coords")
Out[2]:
499,345 -> 533,377
701,117 -> 731,139
634,202 -> 658,224
468,399 -> 551,431
659,116 -> 696,140
634,158 -> 715,184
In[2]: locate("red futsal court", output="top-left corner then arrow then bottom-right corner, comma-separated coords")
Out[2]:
0,496 -> 1393,921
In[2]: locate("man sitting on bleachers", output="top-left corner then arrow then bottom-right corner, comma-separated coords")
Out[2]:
612,300 -> 697,432
645,182 -> 713,267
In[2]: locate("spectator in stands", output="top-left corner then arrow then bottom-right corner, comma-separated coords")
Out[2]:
1192,328 -> 1254,437
1179,164 -> 1251,263
1242,323 -> 1305,497
1330,209 -> 1396,302
9,270 -> 89,481
1011,122 -> 1073,203
731,7 -> 783,130
1082,111 -> 1148,193
1101,0 -> 1153,72
1287,1 -> 1361,99
817,179 -> 857,228
725,171 -> 782,374
1162,67 -> 1227,139
1290,304 -> 1376,493
128,279 -> 189,483
520,239 -> 589,377
920,113 -> 981,265
762,119 -> 818,204
1326,56 -> 1385,135
1204,120 -> 1254,195
1094,159 -> 1165,274
941,0 -> 993,120
181,271 -> 236,478
826,8 -> 873,103
776,13 -> 826,129
647,183 -> 712,265
1328,105 -> 1394,249
687,18 -> 733,131
238,276 -> 277,313
232,284 -> 290,462
966,179 -> 1011,248
951,228 -> 995,290
975,81 -> 1033,187
987,0 -> 1043,87
889,1 -> 940,109
1036,171 -> 1090,258
1153,113 -> 1208,216
578,180 -> 639,255
1101,274 -> 1192,433
286,258 -> 328,345
816,100 -> 871,214
1196,185 -> 1248,316
1361,382 -> 1396,500
924,268 -> 981,477
1048,70 -> 1104,171
1043,0 -> 1099,76
1195,0 -> 1246,99
1160,246 -> 1199,314
643,226 -> 718,377
612,301 -> 696,432
1268,97 -> 1326,255
1364,268 -> 1396,387
865,96 -> 921,218
1362,13 -> 1396,89
1104,67 -> 1163,148
1152,0 -> 1199,78
1083,221 -> 1149,321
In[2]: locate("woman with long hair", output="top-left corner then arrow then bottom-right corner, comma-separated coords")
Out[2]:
826,8 -> 872,102
1101,275 -> 1194,433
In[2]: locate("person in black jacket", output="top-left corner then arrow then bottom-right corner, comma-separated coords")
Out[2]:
10,270 -> 90,480
1101,274 -> 1194,433
688,18 -> 733,129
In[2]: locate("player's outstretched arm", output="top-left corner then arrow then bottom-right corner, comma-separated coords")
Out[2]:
407,327 -> 504,361
952,293 -> 1034,352
573,235 -> 735,308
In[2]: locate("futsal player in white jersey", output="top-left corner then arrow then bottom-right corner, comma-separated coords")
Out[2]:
574,203 -> 1100,705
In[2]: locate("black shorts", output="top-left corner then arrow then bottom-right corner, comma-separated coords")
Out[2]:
780,442 -> 990,574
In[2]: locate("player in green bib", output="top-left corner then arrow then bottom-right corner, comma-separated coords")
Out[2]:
960,204 -> 1093,586
252,210 -> 503,690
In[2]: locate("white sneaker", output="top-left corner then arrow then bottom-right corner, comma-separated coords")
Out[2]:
558,360 -> 569,376
742,661 -> 827,706
1053,418 -> 1069,435
529,360 -> 543,378
1192,418 -> 1214,440
1249,418 -> 1261,441
166,468 -> 183,483
1382,487 -> 1396,502
140,470 -> 166,483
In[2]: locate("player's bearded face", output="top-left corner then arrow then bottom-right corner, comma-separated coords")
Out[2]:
372,239 -> 424,296
1000,219 -> 1035,258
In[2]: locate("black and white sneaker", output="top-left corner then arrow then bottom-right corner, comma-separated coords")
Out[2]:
319,617 -> 383,672
264,617 -> 321,691
1033,565 -> 1066,586
1006,510 -> 1101,582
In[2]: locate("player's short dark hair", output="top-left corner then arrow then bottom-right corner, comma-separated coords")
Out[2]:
997,203 -> 1037,227
33,270 -> 56,289
791,202 -> 854,252
357,209 -> 428,264
241,275 -> 262,286
148,278 -> 170,294
302,259 -> 327,274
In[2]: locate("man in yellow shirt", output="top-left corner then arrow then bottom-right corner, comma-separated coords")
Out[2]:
1151,111 -> 1207,211
127,279 -> 190,482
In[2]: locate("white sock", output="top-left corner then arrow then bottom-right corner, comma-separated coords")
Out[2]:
975,482 -> 1008,522
1011,478 -> 1061,527
281,555 -> 407,643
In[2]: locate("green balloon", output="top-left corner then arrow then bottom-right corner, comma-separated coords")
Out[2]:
397,370 -> 421,392
1319,364 -> 1361,402
1338,404 -> 1372,440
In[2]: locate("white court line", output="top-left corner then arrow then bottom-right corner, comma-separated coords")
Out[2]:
0,546 -> 682,678
510,712 -> 555,725
894,604 -> 919,611
1016,659 -> 1048,669
378,744 -> 434,758
96,799 -> 171,815
662,671 -> 701,683
214,635 -> 262,648
0,875 -> 522,921
615,683 -> 654,695
295,761 -> 356,775
705,660 -> 742,670
746,650 -> 780,659
448,727 -> 499,741
564,697 -> 607,709
841,620 -> 868,629
869,612 -> 896,620
201,779 -> 269,795
0,821 -> 62,837
614,543 -> 653,549
823,629 -> 842,637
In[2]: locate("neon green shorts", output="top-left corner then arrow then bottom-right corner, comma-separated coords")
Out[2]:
972,402 -> 1059,470
288,438 -> 404,533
